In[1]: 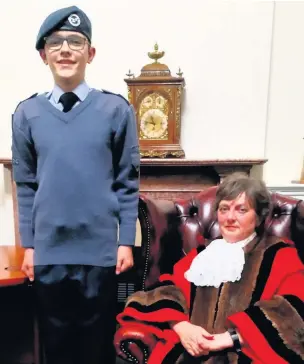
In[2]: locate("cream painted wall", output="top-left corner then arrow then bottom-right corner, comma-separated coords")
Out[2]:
0,1 -> 303,245
263,2 -> 304,184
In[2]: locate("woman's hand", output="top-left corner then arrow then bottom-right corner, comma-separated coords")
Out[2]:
171,321 -> 214,357
207,331 -> 234,352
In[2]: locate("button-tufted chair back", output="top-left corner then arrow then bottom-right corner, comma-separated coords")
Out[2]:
136,186 -> 304,291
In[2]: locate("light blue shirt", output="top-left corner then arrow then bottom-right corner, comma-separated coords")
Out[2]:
46,81 -> 91,111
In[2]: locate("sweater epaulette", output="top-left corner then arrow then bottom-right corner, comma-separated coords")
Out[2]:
14,93 -> 38,113
101,89 -> 130,105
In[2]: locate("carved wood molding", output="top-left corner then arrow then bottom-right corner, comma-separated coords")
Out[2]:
140,158 -> 267,167
1,158 -> 267,167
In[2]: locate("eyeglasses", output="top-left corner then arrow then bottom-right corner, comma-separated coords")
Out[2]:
44,35 -> 89,51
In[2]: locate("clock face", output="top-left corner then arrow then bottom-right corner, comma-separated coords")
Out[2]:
139,93 -> 169,140
140,108 -> 168,139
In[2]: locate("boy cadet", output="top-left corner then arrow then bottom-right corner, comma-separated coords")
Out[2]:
11,6 -> 140,364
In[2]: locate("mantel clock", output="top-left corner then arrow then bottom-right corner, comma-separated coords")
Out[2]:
124,44 -> 185,158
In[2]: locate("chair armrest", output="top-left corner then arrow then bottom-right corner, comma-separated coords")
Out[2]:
114,324 -> 158,364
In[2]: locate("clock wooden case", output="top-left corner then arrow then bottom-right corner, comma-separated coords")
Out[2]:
124,44 -> 185,158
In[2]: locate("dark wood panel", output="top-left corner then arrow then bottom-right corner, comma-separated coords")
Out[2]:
139,158 -> 266,200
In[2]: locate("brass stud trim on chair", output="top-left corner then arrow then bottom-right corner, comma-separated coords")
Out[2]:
140,207 -> 151,291
121,341 -> 149,363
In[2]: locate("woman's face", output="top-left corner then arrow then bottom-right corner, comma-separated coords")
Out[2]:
217,192 -> 257,243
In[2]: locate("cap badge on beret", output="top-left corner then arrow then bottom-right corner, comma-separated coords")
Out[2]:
68,14 -> 81,27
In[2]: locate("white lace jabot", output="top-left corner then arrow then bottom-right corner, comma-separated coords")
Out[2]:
184,232 -> 257,288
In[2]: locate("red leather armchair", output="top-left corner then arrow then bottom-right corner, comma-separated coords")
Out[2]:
114,186 -> 304,363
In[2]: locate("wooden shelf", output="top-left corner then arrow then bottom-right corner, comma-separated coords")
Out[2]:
0,158 -> 12,166
140,158 -> 266,166
1,157 -> 267,169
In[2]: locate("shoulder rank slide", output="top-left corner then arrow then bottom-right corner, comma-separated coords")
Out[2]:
101,89 -> 130,105
14,92 -> 38,112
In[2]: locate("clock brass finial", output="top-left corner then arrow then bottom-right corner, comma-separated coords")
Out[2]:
176,67 -> 183,77
126,69 -> 134,78
148,43 -> 165,63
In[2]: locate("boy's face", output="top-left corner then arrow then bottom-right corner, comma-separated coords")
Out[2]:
39,30 -> 95,84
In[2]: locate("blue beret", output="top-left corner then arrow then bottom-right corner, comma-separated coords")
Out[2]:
36,6 -> 92,50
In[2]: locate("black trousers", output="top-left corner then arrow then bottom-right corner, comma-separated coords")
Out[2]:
34,264 -> 117,364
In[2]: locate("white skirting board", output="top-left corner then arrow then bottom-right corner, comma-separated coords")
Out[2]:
267,184 -> 304,200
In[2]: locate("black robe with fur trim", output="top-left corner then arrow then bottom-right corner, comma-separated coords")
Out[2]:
117,236 -> 304,363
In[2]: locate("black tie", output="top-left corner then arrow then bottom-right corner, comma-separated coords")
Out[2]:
59,92 -> 79,113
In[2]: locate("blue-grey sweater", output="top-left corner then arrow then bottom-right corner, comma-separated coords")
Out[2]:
11,89 -> 140,267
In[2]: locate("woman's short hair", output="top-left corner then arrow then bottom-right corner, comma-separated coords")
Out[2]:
214,173 -> 271,224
